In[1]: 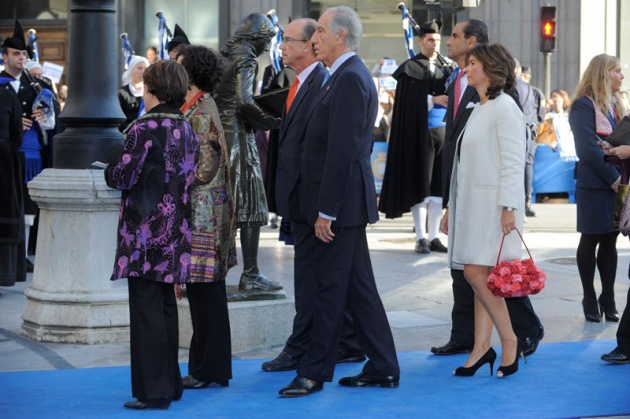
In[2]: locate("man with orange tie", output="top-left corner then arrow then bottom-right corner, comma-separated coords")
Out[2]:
261,17 -> 365,373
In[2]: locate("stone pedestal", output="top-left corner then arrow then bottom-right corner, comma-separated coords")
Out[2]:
21,169 -> 129,344
177,296 -> 295,353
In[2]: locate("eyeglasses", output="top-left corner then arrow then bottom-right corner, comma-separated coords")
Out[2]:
281,37 -> 309,43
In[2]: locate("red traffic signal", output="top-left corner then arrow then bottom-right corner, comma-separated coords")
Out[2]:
540,6 -> 556,53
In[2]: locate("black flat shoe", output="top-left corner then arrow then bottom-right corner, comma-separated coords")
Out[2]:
262,351 -> 300,372
124,398 -> 171,410
336,350 -> 366,364
601,348 -> 630,364
454,347 -> 497,376
431,340 -> 473,356
182,375 -> 229,389
338,372 -> 399,388
279,375 -> 323,397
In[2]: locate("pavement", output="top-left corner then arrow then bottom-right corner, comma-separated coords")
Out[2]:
1,202 -> 629,377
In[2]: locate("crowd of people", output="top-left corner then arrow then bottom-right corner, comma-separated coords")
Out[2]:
2,7 -> 630,412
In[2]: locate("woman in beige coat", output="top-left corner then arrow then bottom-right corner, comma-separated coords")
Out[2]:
440,43 -> 526,378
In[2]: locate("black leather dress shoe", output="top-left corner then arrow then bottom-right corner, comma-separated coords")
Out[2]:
522,326 -> 545,356
430,340 -> 473,356
262,351 -> 300,372
601,348 -> 630,364
336,350 -> 366,364
338,372 -> 399,388
429,238 -> 448,253
279,375 -> 323,397
182,375 -> 229,389
124,398 -> 171,410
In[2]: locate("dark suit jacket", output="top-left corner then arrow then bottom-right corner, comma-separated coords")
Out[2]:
442,80 -> 479,208
275,63 -> 326,218
299,55 -> 379,227
570,96 -> 620,190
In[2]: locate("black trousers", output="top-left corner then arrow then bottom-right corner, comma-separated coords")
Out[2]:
617,285 -> 630,354
282,219 -> 362,358
186,281 -> 232,382
449,268 -> 542,346
297,225 -> 399,382
128,279 -> 182,401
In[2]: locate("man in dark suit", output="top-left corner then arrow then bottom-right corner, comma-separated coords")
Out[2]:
261,18 -> 365,373
278,6 -> 400,398
433,19 -> 544,357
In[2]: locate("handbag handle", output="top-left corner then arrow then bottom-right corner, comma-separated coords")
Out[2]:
494,227 -> 533,266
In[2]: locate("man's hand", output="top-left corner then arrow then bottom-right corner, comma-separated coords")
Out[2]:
314,216 -> 335,243
432,94 -> 449,108
439,209 -> 449,235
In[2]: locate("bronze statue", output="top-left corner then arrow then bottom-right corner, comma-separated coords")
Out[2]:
215,13 -> 282,291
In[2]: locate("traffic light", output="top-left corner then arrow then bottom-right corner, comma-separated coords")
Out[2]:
540,6 -> 556,53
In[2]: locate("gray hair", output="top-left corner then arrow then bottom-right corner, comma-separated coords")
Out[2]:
327,6 -> 362,52
300,18 -> 318,41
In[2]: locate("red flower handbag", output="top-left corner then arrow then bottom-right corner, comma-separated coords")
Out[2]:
487,228 -> 546,298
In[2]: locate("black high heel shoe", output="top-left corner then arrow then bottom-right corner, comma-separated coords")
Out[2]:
497,341 -> 526,378
582,299 -> 601,323
598,298 -> 619,322
453,347 -> 497,376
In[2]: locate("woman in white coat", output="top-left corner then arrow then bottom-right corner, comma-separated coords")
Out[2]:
440,43 -> 526,378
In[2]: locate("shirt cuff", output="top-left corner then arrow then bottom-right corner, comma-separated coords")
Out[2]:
319,212 -> 336,221
427,95 -> 434,111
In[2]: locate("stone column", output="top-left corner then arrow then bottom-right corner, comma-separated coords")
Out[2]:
22,170 -> 128,343
21,0 -> 128,343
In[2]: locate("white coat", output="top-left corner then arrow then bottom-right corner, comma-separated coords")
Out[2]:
448,92 -> 526,269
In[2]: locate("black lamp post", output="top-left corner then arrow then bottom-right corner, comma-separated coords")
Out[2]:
53,0 -> 125,169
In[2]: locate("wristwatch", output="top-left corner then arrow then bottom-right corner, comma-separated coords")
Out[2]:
503,206 -> 514,212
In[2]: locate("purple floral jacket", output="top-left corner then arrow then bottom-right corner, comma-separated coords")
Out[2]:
105,104 -> 200,283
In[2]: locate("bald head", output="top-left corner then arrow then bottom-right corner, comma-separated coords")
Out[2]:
279,18 -> 317,74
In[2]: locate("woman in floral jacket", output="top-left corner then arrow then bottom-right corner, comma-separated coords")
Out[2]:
105,60 -> 199,410
177,45 -> 237,390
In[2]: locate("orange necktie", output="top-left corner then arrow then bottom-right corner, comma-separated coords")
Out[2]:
285,78 -> 300,114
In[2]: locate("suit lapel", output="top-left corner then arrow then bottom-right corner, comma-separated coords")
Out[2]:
453,86 -> 478,129
280,63 -> 325,140
303,55 -> 359,124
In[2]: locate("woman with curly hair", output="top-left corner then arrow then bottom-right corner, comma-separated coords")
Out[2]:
105,60 -> 199,410
176,45 -> 237,389
440,43 -> 527,378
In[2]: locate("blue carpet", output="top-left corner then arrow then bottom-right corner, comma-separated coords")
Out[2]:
0,340 -> 628,419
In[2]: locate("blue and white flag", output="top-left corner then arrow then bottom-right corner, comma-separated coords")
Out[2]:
398,3 -> 415,59
120,33 -> 135,70
156,11 -> 172,60
28,29 -> 39,62
267,9 -> 283,74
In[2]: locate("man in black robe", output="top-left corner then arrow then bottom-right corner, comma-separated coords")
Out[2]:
1,20 -> 57,272
0,76 -> 25,286
378,20 -> 450,254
